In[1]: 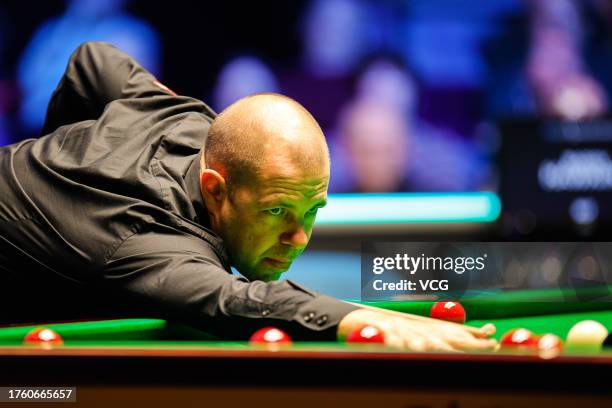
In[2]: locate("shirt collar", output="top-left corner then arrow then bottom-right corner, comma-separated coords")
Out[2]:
184,154 -> 232,271
185,154 -> 210,228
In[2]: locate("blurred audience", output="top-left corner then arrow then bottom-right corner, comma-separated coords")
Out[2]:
526,0 -> 608,120
279,0 -> 383,133
332,99 -> 411,193
212,56 -> 280,112
0,83 -> 13,146
5,0 -> 607,193
0,5 -> 15,147
398,0 -> 521,136
486,0 -> 612,120
17,0 -> 160,136
330,57 -> 489,193
354,57 -> 417,113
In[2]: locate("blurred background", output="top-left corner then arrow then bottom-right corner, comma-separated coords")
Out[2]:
1,0 -> 611,298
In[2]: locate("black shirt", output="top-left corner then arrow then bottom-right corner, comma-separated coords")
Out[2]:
0,42 -> 357,339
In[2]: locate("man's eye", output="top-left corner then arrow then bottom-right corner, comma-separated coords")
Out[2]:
306,207 -> 319,215
266,208 -> 285,216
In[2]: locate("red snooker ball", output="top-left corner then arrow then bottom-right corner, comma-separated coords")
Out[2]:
429,301 -> 466,324
23,328 -> 63,347
346,325 -> 385,344
249,327 -> 292,345
500,328 -> 538,349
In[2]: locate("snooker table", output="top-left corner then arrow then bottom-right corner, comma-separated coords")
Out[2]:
1,287 -> 611,408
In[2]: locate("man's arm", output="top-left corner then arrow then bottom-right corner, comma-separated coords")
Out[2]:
105,228 -> 498,349
104,229 -> 359,340
41,41 -> 175,135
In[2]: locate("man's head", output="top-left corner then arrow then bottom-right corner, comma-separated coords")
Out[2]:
200,93 -> 329,282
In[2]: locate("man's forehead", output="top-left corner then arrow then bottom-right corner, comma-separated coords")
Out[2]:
258,171 -> 329,194
260,155 -> 328,178
238,168 -> 329,204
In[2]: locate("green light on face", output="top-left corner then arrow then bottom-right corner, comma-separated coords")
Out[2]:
314,192 -> 501,225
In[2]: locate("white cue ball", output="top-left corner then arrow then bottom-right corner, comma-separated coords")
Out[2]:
566,320 -> 609,353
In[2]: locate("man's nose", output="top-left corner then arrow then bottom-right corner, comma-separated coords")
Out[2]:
280,225 -> 309,249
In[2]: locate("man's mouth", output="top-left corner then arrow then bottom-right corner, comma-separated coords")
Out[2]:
263,258 -> 292,270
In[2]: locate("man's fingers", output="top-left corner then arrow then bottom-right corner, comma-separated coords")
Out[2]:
448,336 -> 498,352
384,332 -> 405,350
423,335 -> 460,353
453,323 -> 496,339
404,336 -> 427,352
478,323 -> 496,337
398,324 -> 459,353
384,329 -> 427,352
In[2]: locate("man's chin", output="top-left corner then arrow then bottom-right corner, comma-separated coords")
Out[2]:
262,271 -> 283,282
257,258 -> 293,281
248,269 -> 283,282
240,266 -> 285,282
237,258 -> 292,282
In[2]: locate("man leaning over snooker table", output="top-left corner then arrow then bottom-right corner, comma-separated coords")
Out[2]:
0,42 -> 496,352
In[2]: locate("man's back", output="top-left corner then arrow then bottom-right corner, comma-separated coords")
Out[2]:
0,42 -> 223,321
1,101 -> 212,275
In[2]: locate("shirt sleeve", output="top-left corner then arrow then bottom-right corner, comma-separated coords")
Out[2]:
104,227 -> 359,340
41,41 -> 176,135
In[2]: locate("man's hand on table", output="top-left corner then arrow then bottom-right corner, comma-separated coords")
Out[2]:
337,308 -> 499,353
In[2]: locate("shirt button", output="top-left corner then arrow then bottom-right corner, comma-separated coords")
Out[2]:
303,312 -> 315,322
262,309 -> 271,316
316,315 -> 328,326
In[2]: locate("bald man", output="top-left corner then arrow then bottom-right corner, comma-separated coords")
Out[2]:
0,42 -> 496,351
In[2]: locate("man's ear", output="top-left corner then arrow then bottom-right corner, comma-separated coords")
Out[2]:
200,169 -> 228,212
